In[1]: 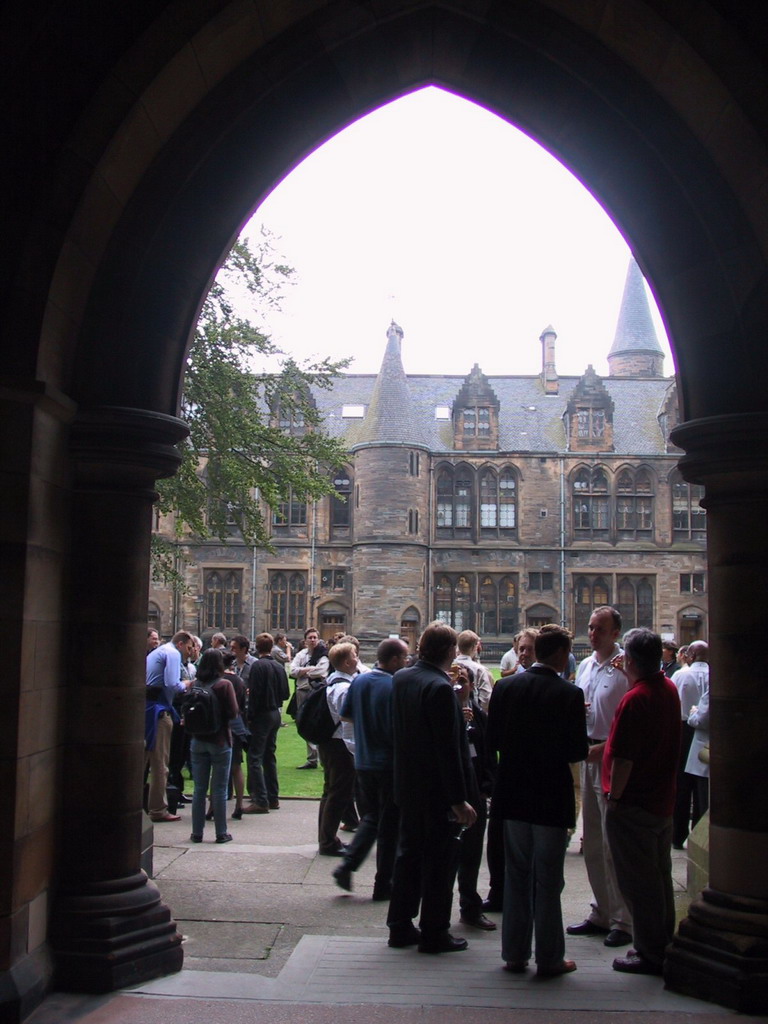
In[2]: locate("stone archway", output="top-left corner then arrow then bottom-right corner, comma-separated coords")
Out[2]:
4,2 -> 768,1018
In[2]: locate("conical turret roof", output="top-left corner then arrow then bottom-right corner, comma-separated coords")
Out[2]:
348,322 -> 424,448
609,257 -> 662,357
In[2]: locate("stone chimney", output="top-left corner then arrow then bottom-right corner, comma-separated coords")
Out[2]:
540,325 -> 559,394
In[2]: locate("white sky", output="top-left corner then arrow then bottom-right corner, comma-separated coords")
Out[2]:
245,86 -> 673,379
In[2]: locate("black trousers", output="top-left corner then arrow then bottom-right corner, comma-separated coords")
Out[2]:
387,799 -> 461,940
485,813 -> 505,906
316,737 -> 355,853
672,722 -> 696,846
458,794 -> 488,915
343,769 -> 399,894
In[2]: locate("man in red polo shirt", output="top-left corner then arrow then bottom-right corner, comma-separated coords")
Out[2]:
602,628 -> 681,976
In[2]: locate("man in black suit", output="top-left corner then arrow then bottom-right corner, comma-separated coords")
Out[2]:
387,621 -> 477,954
487,624 -> 588,978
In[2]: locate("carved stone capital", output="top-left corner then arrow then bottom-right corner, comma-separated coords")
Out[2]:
671,413 -> 768,499
69,406 -> 188,494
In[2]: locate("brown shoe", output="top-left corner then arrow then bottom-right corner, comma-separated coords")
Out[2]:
537,959 -> 577,978
460,912 -> 497,931
151,812 -> 181,822
242,803 -> 269,814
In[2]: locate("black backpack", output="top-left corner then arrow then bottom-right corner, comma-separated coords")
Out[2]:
181,681 -> 222,737
295,684 -> 336,744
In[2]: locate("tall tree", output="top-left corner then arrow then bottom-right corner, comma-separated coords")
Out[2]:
153,231 -> 348,584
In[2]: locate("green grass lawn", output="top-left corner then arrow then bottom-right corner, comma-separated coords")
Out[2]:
276,707 -> 324,798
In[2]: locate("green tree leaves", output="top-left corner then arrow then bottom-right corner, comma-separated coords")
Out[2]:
152,232 -> 348,583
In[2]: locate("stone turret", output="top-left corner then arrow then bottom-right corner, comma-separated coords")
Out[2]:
349,322 -> 428,637
608,257 -> 664,377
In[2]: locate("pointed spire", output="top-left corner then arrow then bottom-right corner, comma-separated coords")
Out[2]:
348,322 -> 422,447
608,257 -> 664,377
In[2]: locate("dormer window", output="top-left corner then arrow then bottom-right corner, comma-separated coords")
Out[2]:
452,365 -> 500,450
567,366 -> 614,452
577,408 -> 604,440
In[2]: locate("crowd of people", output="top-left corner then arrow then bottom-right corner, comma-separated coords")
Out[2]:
145,609 -> 710,979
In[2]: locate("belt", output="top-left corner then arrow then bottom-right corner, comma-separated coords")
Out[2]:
587,737 -> 605,745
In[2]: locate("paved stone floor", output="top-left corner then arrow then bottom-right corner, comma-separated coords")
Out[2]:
27,799 -> 755,1023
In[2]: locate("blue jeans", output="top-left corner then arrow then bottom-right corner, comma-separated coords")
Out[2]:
502,819 -> 568,968
191,738 -> 232,837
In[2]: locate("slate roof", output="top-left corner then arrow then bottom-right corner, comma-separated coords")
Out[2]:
345,322 -> 424,448
609,256 -> 663,356
313,368 -> 674,456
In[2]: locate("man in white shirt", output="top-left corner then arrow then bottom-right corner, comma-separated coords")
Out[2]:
567,606 -> 632,948
499,643 -> 518,677
317,642 -> 358,855
455,630 -> 493,712
678,641 -> 710,843
290,627 -> 329,769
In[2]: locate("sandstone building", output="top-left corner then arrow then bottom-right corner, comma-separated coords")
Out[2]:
7,4 -> 768,1016
150,258 -> 707,652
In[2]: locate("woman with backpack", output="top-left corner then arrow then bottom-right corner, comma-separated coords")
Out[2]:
184,648 -> 239,843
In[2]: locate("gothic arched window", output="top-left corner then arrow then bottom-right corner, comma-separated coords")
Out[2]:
617,576 -> 655,631
573,575 -> 611,635
572,467 -> 609,538
671,470 -> 706,540
499,468 -> 517,529
616,467 -> 655,539
479,470 -> 498,528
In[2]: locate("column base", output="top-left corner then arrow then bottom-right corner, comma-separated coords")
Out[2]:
50,871 -> 183,993
665,886 -> 768,1013
0,947 -> 53,1024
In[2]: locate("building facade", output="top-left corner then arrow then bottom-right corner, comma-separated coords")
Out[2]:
150,259 -> 707,651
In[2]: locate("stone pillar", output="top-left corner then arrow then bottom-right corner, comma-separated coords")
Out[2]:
665,413 -> 768,1014
0,378 -> 75,1023
49,407 -> 188,992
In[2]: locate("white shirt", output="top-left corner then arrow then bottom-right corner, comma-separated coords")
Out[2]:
327,672 -> 355,752
686,684 -> 710,778
455,653 -> 493,712
500,648 -> 518,674
575,644 -> 629,741
677,662 -> 708,720
289,647 -> 329,688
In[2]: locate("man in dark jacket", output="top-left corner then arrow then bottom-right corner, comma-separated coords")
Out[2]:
243,632 -> 290,813
487,624 -> 588,978
387,622 -> 476,954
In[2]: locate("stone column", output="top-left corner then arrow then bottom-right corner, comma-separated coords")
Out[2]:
665,413 -> 768,1014
49,407 -> 188,992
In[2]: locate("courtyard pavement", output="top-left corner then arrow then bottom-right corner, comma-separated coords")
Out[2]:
28,798 -> 754,1024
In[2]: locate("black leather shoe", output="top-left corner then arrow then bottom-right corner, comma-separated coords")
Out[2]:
318,844 -> 348,856
482,898 -> 503,913
388,924 -> 421,948
604,928 -> 633,947
566,919 -> 609,936
418,932 -> 468,954
460,912 -> 497,931
612,953 -> 662,975
333,864 -> 353,891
